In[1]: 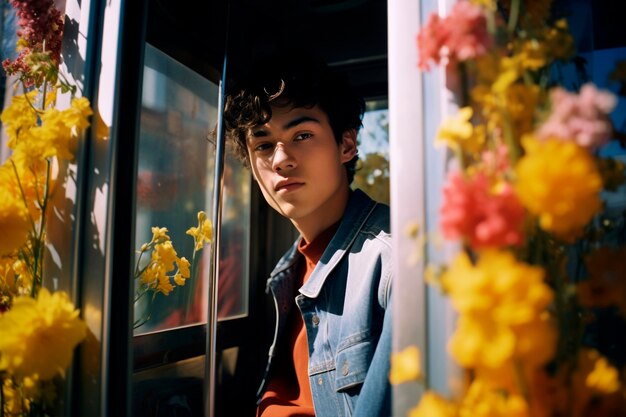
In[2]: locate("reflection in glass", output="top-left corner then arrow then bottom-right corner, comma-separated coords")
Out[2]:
133,44 -> 250,335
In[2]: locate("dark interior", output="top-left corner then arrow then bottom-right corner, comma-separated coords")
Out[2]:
146,0 -> 388,100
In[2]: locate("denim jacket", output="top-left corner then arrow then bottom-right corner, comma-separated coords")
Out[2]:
257,189 -> 393,417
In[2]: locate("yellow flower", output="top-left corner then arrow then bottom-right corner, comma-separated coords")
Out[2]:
177,256 -> 190,278
443,251 -> 552,319
8,157 -> 49,221
409,391 -> 458,417
520,40 -> 547,70
492,56 -> 523,94
62,96 -> 92,133
173,257 -> 191,286
436,107 -> 485,154
4,94 -> 92,169
151,226 -> 170,243
515,137 -> 603,240
586,356 -> 620,394
173,273 -> 185,286
450,316 -> 515,369
38,108 -> 74,160
0,90 -> 38,148
186,211 -> 213,251
157,272 -> 174,295
153,240 -> 177,270
0,288 -> 86,380
389,345 -> 422,384
442,250 -> 555,369
0,164 -> 30,256
140,262 -> 164,288
510,312 -> 557,366
2,378 -> 31,416
1,256 -> 18,298
13,258 -> 34,295
460,378 -> 530,417
504,84 -> 541,136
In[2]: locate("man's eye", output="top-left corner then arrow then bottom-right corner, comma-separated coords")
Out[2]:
295,133 -> 312,141
254,143 -> 273,152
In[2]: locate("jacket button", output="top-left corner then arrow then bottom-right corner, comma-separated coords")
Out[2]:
311,314 -> 320,326
317,377 -> 323,385
342,362 -> 349,376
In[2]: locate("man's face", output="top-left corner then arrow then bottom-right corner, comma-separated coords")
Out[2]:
247,105 -> 357,226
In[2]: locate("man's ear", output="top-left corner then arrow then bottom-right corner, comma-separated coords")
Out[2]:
340,129 -> 358,163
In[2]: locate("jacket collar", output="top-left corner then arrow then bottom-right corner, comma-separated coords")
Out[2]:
267,189 -> 377,297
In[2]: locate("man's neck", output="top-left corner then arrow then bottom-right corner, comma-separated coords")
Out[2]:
292,187 -> 351,244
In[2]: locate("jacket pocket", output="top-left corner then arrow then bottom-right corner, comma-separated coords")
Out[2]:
334,340 -> 374,392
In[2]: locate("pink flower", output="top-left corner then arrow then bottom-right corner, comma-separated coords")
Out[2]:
537,84 -> 617,148
417,1 -> 492,70
3,0 -> 64,87
443,1 -> 492,61
417,14 -> 446,70
440,171 -> 525,249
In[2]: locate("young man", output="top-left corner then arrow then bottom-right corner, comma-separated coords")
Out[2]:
223,53 -> 392,417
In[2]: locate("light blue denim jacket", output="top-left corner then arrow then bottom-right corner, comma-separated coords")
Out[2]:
257,189 -> 393,417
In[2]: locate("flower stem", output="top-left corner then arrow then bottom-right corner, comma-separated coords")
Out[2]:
9,160 -> 37,232
30,160 -> 51,298
42,80 -> 48,111
507,0 -> 521,34
183,247 -> 202,321
0,376 -> 5,417
513,360 -> 531,407
500,108 -> 520,165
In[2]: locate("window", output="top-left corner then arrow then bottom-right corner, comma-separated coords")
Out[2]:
354,99 -> 390,204
133,44 -> 250,335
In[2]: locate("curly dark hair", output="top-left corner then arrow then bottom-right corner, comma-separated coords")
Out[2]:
222,52 -> 365,184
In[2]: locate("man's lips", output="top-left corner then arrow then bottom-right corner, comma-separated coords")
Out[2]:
275,180 -> 304,192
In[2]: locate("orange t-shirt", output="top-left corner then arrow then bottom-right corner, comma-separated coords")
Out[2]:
257,223 -> 340,417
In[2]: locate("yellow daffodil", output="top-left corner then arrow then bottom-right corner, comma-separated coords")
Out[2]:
173,257 -> 191,286
0,90 -> 38,148
0,165 -> 30,256
186,211 -> 212,251
153,240 -> 177,270
0,288 -> 86,380
389,345 -> 422,384
157,272 -> 174,295
460,378 -> 530,417
436,107 -> 485,154
409,391 -> 458,417
63,97 -> 93,133
151,226 -> 169,242
443,250 -> 556,369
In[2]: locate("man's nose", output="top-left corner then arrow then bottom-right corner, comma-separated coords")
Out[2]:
272,144 -> 296,172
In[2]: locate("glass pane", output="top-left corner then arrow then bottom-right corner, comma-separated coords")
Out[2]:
354,99 -> 390,204
133,44 -> 250,335
217,147 -> 251,320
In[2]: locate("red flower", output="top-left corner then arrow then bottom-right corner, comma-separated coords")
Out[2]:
440,171 -> 525,249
